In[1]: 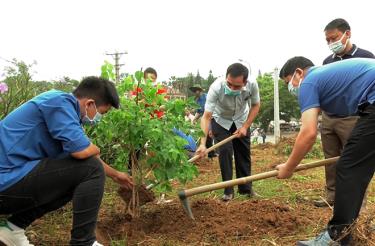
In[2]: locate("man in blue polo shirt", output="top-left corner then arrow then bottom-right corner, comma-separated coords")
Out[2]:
314,18 -> 375,208
277,57 -> 375,245
189,85 -> 216,158
0,77 -> 133,246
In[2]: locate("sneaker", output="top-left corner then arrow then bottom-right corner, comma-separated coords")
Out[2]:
313,198 -> 334,208
297,230 -> 340,246
0,221 -> 34,246
93,241 -> 103,246
221,194 -> 234,202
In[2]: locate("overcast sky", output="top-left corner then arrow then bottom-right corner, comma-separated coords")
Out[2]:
1,0 -> 374,82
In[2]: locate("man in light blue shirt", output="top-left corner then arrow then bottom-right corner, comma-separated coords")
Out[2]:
277,57 -> 375,245
0,77 -> 133,246
196,63 -> 260,201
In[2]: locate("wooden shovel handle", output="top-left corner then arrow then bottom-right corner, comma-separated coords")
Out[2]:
183,156 -> 339,197
188,134 -> 238,163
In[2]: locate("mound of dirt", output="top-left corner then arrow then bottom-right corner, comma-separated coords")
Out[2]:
96,199 -> 311,245
275,136 -> 297,152
117,185 -> 155,208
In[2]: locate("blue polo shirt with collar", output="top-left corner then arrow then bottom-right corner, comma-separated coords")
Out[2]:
298,58 -> 375,116
322,45 -> 375,117
0,90 -> 91,192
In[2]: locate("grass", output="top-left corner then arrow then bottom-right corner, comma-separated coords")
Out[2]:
2,142 -> 375,245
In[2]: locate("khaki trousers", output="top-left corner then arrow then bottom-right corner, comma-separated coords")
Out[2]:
321,112 -> 360,201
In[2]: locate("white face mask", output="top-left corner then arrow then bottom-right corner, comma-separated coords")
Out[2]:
328,32 -> 349,54
224,83 -> 241,96
287,72 -> 302,97
82,103 -> 102,126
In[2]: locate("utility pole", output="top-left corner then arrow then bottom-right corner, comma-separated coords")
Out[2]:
105,51 -> 128,83
273,67 -> 281,144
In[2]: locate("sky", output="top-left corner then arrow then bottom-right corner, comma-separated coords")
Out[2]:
1,0 -> 375,82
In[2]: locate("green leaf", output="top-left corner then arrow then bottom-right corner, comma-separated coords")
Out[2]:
134,71 -> 143,83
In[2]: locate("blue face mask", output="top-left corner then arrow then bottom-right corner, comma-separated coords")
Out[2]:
82,103 -> 102,126
288,72 -> 302,97
224,83 -> 241,96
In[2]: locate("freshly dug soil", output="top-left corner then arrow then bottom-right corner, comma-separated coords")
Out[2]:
96,198 -> 313,245
117,185 -> 155,207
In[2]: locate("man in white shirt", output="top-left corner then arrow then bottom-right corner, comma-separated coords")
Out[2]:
196,63 -> 260,201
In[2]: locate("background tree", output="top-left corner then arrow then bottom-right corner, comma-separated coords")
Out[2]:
0,59 -> 81,119
204,69 -> 216,90
0,59 -> 35,118
254,73 -> 300,131
194,70 -> 203,86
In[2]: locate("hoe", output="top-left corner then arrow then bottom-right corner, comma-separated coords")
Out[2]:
178,153 -> 339,220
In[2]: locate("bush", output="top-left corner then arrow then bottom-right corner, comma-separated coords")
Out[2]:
89,62 -> 200,195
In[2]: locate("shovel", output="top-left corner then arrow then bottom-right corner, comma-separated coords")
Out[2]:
178,156 -> 339,220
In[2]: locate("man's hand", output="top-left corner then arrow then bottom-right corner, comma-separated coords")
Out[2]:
195,144 -> 207,158
276,163 -> 295,179
113,171 -> 134,190
234,126 -> 248,138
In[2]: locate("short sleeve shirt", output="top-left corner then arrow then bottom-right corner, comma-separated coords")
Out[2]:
298,58 -> 375,116
0,90 -> 90,192
205,77 -> 260,130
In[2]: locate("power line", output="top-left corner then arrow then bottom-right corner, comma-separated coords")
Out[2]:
105,51 -> 128,83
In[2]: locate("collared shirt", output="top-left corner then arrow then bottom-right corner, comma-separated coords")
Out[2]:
0,90 -> 90,192
298,58 -> 375,116
323,44 -> 374,65
205,77 -> 260,130
322,44 -> 374,117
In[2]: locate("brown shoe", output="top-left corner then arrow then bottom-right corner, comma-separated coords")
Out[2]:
313,198 -> 334,207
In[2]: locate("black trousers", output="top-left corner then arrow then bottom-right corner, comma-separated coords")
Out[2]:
211,119 -> 251,195
0,156 -> 105,246
328,104 -> 375,244
206,135 -> 215,157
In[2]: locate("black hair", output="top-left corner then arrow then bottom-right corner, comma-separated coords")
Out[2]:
324,18 -> 351,33
279,56 -> 315,79
144,67 -> 157,79
73,76 -> 120,108
226,63 -> 249,82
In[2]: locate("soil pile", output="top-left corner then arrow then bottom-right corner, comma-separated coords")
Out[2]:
97,199 -> 310,245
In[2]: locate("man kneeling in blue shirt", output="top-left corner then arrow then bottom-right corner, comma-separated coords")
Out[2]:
277,57 -> 375,245
0,77 -> 133,246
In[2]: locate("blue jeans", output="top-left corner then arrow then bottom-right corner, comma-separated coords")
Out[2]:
0,156 -> 105,245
